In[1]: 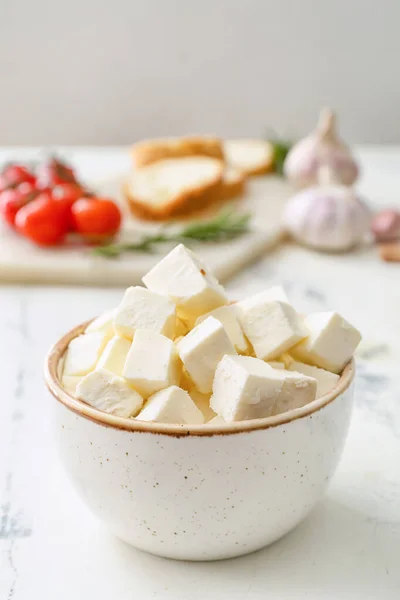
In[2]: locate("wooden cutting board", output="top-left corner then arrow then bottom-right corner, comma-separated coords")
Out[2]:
0,175 -> 292,286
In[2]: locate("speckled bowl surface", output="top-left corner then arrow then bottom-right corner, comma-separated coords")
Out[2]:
45,321 -> 355,561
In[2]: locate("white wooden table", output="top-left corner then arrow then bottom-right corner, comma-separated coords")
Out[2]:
1,147 -> 399,599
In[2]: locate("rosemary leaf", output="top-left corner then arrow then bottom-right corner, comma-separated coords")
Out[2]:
92,210 -> 251,259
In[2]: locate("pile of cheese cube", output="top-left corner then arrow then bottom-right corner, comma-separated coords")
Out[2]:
61,244 -> 361,424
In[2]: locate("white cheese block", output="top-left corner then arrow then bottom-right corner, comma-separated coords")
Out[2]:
287,360 -> 340,398
189,388 -> 216,422
270,370 -> 317,416
114,286 -> 176,340
177,316 -> 237,394
211,355 -> 282,421
211,355 -> 316,422
85,309 -> 116,338
195,305 -> 248,353
61,375 -> 83,396
76,369 -> 143,418
237,296 -> 307,360
123,330 -> 180,398
291,312 -> 361,373
137,385 -> 204,425
63,331 -> 109,376
96,336 -> 131,376
267,361 -> 285,369
142,244 -> 228,322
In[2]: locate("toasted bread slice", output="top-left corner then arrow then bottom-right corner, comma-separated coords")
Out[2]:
224,139 -> 274,176
125,165 -> 246,221
131,136 -> 224,169
124,157 -> 224,220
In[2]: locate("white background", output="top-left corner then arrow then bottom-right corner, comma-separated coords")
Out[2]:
1,0 -> 399,144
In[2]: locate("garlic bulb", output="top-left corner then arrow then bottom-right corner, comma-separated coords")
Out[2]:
284,108 -> 359,188
283,175 -> 371,252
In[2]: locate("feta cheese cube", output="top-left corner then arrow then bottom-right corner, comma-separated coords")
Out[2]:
142,244 -> 228,321
195,305 -> 248,353
137,385 -> 204,424
270,370 -> 317,416
211,355 -> 282,421
85,309 -> 116,338
61,375 -> 83,396
177,316 -> 236,394
123,330 -> 180,398
76,369 -> 143,418
96,336 -> 131,376
287,360 -> 340,398
189,388 -> 216,422
291,312 -> 361,373
114,286 -> 176,340
237,295 -> 307,360
211,355 -> 316,421
63,331 -> 109,376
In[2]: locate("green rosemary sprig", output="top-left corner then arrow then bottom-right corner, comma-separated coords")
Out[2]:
92,210 -> 252,258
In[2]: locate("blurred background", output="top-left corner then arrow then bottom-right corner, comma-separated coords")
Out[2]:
1,0 -> 399,145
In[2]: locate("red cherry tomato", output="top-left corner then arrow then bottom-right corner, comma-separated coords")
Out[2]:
36,157 -> 77,189
0,164 -> 36,190
0,182 -> 38,227
15,193 -> 69,246
71,197 -> 122,241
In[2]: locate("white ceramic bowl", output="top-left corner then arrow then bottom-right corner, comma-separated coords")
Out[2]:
45,321 -> 355,561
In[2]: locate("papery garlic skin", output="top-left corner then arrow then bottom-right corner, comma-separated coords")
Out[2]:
284,108 -> 359,188
283,184 -> 371,251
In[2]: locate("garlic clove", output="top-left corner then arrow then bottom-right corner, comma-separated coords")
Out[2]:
283,183 -> 371,252
284,108 -> 359,188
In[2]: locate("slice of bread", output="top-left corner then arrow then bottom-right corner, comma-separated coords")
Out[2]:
131,136 -> 224,169
124,157 -> 224,220
224,139 -> 274,176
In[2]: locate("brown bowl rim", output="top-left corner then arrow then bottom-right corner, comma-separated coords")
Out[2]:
44,319 -> 355,437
